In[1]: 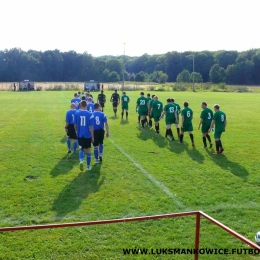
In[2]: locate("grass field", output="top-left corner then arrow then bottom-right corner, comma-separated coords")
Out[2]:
0,90 -> 260,259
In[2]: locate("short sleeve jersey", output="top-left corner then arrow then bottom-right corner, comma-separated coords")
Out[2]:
213,110 -> 226,132
121,95 -> 130,105
98,93 -> 106,103
152,100 -> 163,116
111,93 -> 120,103
146,97 -> 152,106
92,111 -> 107,130
65,109 -> 77,125
136,96 -> 148,112
74,110 -> 94,138
164,103 -> 176,120
71,97 -> 81,109
181,107 -> 193,122
87,103 -> 94,113
200,108 -> 213,125
173,103 -> 181,116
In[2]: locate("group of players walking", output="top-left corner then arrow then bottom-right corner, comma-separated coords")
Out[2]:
65,89 -> 227,171
135,92 -> 227,155
65,91 -> 109,171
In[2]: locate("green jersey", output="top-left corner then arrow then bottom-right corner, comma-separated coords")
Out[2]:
164,103 -> 176,119
213,110 -> 226,132
147,97 -> 152,104
173,102 -> 181,116
121,95 -> 130,105
181,107 -> 193,122
136,96 -> 148,111
152,100 -> 163,115
200,108 -> 213,125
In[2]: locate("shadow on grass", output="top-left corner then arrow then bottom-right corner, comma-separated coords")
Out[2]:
183,144 -> 205,164
136,128 -> 168,148
206,150 -> 249,181
52,163 -> 104,219
120,118 -> 129,125
50,154 -> 78,178
60,135 -> 67,143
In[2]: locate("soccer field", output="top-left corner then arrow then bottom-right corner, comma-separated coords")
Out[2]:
0,90 -> 260,259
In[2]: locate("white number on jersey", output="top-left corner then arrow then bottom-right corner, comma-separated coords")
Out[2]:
124,97 -> 128,101
221,114 -> 225,121
208,113 -> 211,119
88,106 -> 93,112
169,107 -> 174,113
95,116 -> 100,125
187,111 -> 190,117
140,100 -> 145,105
157,104 -> 161,109
80,116 -> 86,126
72,114 -> 74,122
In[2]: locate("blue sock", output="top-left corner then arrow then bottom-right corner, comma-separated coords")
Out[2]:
94,147 -> 99,161
79,150 -> 84,161
67,139 -> 71,150
73,141 -> 78,153
87,153 -> 91,167
99,144 -> 104,156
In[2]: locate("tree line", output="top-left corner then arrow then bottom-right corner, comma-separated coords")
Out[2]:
0,48 -> 260,84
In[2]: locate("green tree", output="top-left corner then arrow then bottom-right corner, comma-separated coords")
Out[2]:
176,69 -> 191,82
135,71 -> 146,82
209,64 -> 226,83
190,72 -> 203,83
108,71 -> 120,82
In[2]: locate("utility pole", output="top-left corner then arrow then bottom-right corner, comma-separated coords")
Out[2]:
193,54 -> 195,92
122,43 -> 126,92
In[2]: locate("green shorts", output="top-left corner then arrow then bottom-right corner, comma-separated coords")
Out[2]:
214,131 -> 223,139
201,123 -> 211,133
181,121 -> 193,132
138,110 -> 148,116
153,114 -> 160,122
165,117 -> 175,126
122,105 -> 128,110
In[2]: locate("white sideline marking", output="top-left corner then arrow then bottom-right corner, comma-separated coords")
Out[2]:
109,138 -> 187,210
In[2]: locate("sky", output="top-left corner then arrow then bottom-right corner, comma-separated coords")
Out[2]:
0,0 -> 259,57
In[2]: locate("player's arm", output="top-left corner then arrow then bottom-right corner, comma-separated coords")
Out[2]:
159,110 -> 166,120
104,95 -> 106,103
198,118 -> 203,129
209,119 -> 215,132
174,110 -> 178,124
110,95 -> 113,102
90,125 -> 94,143
105,122 -> 109,137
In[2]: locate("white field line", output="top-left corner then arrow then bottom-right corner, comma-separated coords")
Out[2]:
109,138 -> 188,210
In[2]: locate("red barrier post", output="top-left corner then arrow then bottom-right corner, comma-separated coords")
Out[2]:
194,212 -> 201,260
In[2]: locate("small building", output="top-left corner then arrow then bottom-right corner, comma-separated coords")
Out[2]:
84,80 -> 100,91
19,80 -> 35,91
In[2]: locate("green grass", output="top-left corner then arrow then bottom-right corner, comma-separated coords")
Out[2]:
0,91 -> 260,259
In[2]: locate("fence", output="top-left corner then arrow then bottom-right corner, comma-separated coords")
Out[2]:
0,210 -> 259,259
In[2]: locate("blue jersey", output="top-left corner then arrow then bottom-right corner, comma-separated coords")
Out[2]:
93,111 -> 108,130
74,110 -> 94,138
71,98 -> 81,109
87,103 -> 94,113
65,109 -> 77,125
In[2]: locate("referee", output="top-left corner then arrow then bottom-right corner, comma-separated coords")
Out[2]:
97,90 -> 106,112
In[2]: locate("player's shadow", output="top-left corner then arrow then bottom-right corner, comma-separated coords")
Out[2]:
183,144 -> 205,164
205,150 -> 249,181
60,135 -> 67,143
109,116 -> 118,120
50,154 -> 78,178
52,163 -> 104,219
137,129 -> 168,148
120,119 -> 129,125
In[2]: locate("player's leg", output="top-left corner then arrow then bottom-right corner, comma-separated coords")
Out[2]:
188,131 -> 195,146
202,133 -> 207,148
206,132 -> 213,148
154,115 -> 160,134
66,136 -> 71,153
126,109 -> 129,120
73,139 -> 78,154
99,129 -> 105,161
85,139 -> 92,170
178,125 -> 185,144
78,138 -> 84,171
93,131 -> 99,163
218,132 -> 224,153
140,115 -> 145,129
148,115 -> 152,128
137,115 -> 140,123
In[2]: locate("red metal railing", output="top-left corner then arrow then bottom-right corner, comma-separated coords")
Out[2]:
0,211 -> 259,259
